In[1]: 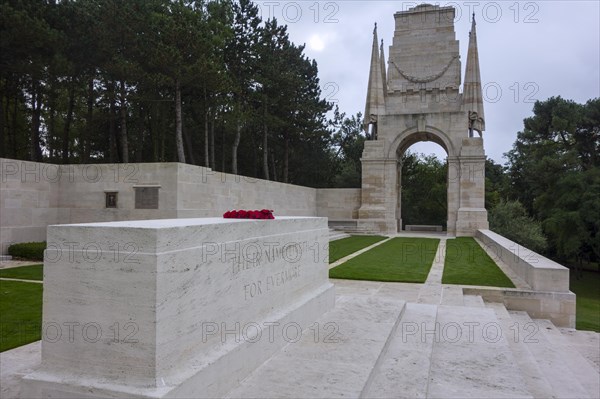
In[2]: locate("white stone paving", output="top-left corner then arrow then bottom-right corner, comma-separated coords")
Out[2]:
509,311 -> 593,399
487,302 -> 556,399
2,279 -> 599,398
0,342 -> 41,399
0,260 -> 40,270
417,238 -> 446,305
1,232 -> 597,398
363,302 -> 438,398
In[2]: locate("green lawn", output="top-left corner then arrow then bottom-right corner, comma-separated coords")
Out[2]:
442,237 -> 515,288
330,237 -> 440,283
0,264 -> 43,281
329,235 -> 388,263
570,270 -> 600,332
0,280 -> 43,352
0,251 -> 595,357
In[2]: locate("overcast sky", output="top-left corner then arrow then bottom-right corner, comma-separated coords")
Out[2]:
255,0 -> 600,164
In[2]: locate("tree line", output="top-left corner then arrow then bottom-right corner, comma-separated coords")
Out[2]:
506,96 -> 599,268
2,2 -> 597,267
0,0 -> 345,187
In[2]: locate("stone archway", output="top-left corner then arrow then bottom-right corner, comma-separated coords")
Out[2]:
390,128 -> 454,234
356,4 -> 489,236
357,125 -> 487,237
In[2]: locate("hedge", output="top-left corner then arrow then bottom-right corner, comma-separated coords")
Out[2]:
7,242 -> 46,261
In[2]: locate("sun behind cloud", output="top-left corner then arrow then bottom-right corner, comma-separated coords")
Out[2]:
308,34 -> 325,52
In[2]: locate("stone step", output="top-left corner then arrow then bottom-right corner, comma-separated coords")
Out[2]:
328,220 -> 358,228
329,224 -> 372,235
329,232 -> 351,241
362,302 -> 438,398
509,311 -> 592,398
440,285 -> 464,306
338,229 -> 372,235
0,341 -> 40,399
0,255 -> 13,261
427,305 -> 531,398
226,295 -> 407,398
463,294 -> 485,307
534,319 -> 600,398
417,283 -> 442,305
328,227 -> 351,241
559,327 -> 600,374
486,303 -> 555,399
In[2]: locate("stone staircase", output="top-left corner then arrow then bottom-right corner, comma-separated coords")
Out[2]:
228,284 -> 600,398
328,220 -> 373,235
329,228 -> 351,241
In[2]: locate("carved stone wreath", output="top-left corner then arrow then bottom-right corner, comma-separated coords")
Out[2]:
391,55 -> 458,83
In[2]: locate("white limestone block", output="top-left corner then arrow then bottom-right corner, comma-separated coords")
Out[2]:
22,217 -> 335,398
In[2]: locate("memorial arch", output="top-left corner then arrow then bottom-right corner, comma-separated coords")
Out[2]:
357,4 -> 489,236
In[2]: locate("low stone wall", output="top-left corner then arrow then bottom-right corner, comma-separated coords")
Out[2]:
1,158 -> 331,254
176,163 -> 318,218
472,229 -> 575,327
316,188 -> 361,220
22,217 -> 335,398
476,229 -> 570,292
462,287 -> 576,328
1,159 -> 62,254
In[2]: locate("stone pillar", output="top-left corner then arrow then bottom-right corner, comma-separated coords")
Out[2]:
358,141 -> 386,220
455,138 -> 489,236
382,159 -> 398,219
357,140 -> 398,234
446,156 -> 460,236
396,160 -> 403,231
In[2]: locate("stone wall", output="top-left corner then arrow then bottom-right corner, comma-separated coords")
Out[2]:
56,162 -> 180,224
316,188 -> 361,220
1,160 -> 181,254
1,159 -> 63,253
476,229 -> 569,292
175,163 -> 317,218
462,287 -> 576,328
473,229 -> 574,327
0,158 -> 330,254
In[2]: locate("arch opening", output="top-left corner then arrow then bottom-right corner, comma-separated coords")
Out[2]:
392,130 -> 454,233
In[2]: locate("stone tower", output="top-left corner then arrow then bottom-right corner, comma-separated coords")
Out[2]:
359,4 -> 489,236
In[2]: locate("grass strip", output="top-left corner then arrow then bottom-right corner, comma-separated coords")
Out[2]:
330,237 -> 439,283
329,235 -> 388,263
570,270 -> 600,332
0,280 -> 43,352
442,237 -> 515,288
0,264 -> 43,281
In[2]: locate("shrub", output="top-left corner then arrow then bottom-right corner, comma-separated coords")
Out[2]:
7,242 -> 46,261
489,200 -> 547,253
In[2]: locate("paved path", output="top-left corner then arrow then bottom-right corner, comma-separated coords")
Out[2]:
328,237 -> 393,270
0,260 -> 40,270
329,235 -> 452,306
0,278 -> 43,284
417,238 -> 447,304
